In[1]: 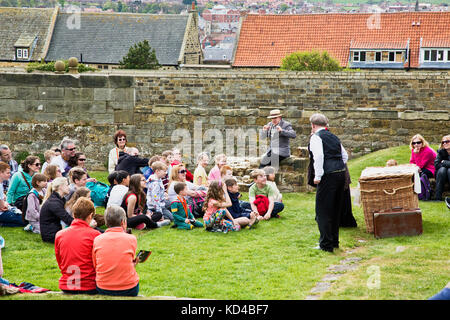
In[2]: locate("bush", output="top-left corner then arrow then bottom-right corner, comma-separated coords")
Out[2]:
26,60 -> 98,73
280,50 -> 342,72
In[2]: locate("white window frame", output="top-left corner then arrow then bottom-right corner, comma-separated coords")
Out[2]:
352,50 -> 404,64
422,48 -> 450,63
16,48 -> 22,59
22,48 -> 28,59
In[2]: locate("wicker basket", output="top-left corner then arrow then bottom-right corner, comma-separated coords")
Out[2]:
359,174 -> 419,233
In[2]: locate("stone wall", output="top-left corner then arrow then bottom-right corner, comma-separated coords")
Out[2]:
0,70 -> 448,183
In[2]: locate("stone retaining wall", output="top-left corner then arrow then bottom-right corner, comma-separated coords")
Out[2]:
0,70 -> 448,191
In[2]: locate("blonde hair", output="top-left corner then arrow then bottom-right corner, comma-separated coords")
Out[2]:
409,134 -> 429,150
169,163 -> 185,187
250,169 -> 266,180
214,153 -> 227,165
386,159 -> 398,167
44,149 -> 55,162
43,177 -> 68,203
151,160 -> 168,172
440,135 -> 450,149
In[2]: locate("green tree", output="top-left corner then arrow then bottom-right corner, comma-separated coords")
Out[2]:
280,50 -> 342,71
182,0 -> 197,5
119,40 -> 160,70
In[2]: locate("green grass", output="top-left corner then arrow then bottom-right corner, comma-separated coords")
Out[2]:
0,145 -> 448,300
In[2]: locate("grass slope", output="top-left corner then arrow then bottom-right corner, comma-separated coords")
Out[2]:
0,145 -> 448,300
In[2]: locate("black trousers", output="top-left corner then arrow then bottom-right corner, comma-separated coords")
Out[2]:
315,171 -> 346,251
127,211 -> 162,229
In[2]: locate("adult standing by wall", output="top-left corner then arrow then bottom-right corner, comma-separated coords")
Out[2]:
108,130 -> 129,174
259,109 -> 296,169
309,113 -> 348,253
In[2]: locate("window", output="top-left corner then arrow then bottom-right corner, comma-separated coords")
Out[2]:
360,51 -> 366,62
367,51 -> 375,62
448,50 -> 450,61
353,51 -> 360,62
389,52 -> 395,62
423,49 -> 449,62
16,49 -> 22,59
375,51 -> 381,62
437,50 -> 444,61
424,50 -> 430,61
22,49 -> 28,59
395,52 -> 403,62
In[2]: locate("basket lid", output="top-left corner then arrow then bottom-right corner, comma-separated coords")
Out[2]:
359,164 -> 418,181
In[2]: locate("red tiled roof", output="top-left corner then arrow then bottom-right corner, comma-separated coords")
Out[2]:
350,40 -> 408,49
232,12 -> 450,68
421,39 -> 450,48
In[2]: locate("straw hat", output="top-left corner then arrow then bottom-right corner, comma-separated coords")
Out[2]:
267,109 -> 283,119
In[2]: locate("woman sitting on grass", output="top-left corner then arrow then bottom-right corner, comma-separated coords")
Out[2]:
203,180 -> 240,233
409,134 -> 437,179
40,177 -> 74,243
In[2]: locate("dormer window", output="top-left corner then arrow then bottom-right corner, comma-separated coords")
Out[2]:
349,40 -> 409,69
14,34 -> 37,61
419,39 -> 450,69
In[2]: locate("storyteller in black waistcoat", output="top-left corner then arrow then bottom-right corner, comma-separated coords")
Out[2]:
308,113 -> 350,253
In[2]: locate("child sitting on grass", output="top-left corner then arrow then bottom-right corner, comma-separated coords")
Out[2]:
203,180 -> 240,233
262,166 -> 282,203
24,173 -> 48,234
243,169 -> 284,220
225,178 -> 259,229
170,182 -> 203,230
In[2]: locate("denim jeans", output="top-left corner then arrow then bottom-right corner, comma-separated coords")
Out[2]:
241,201 -> 284,217
0,208 -> 26,227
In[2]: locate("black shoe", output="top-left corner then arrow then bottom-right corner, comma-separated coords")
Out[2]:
445,197 -> 450,209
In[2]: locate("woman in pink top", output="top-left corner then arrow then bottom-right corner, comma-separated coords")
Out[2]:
409,134 -> 437,178
92,205 -> 140,297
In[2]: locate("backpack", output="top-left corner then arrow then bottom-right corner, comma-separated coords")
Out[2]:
418,173 -> 431,201
86,181 -> 109,207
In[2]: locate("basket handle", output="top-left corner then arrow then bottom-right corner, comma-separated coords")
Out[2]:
383,183 -> 414,195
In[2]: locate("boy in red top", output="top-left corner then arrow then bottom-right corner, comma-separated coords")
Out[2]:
54,197 -> 101,294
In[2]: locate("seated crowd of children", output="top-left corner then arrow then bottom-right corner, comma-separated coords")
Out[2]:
0,137 -> 286,296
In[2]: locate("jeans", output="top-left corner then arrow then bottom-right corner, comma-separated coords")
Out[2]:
434,167 -> 450,200
0,208 -> 26,227
96,283 -> 139,297
241,201 -> 284,217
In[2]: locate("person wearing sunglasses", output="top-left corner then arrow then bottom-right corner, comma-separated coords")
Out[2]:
108,130 -> 129,174
6,155 -> 41,210
409,134 -> 437,180
167,164 -> 206,204
434,135 -> 450,201
68,152 -> 96,183
51,138 -> 77,177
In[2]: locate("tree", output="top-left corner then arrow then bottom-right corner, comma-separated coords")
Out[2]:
182,0 -> 197,5
280,50 -> 342,72
119,40 -> 160,70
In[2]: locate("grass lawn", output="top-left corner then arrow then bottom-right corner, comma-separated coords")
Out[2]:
0,145 -> 448,300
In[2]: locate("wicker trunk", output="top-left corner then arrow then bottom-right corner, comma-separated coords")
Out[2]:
359,174 -> 419,233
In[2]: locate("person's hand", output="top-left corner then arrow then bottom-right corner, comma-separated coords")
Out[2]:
263,125 -> 270,131
263,213 -> 271,220
314,179 -> 321,185
87,178 -> 97,183
276,126 -> 282,132
164,192 -> 169,200
185,219 -> 190,224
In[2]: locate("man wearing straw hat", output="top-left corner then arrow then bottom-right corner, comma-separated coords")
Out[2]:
309,113 -> 348,253
259,109 -> 296,169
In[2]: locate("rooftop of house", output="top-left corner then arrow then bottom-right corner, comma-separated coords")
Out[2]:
45,12 -> 190,65
232,11 -> 450,68
0,7 -> 55,61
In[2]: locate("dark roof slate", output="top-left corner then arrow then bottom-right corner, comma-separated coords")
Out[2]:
45,12 -> 189,65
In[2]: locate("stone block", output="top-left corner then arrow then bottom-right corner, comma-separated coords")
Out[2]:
17,87 -> 39,100
0,99 -> 26,113
38,87 -> 64,100
94,88 -> 113,101
0,86 -> 17,99
112,88 -> 135,102
64,88 -> 94,101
